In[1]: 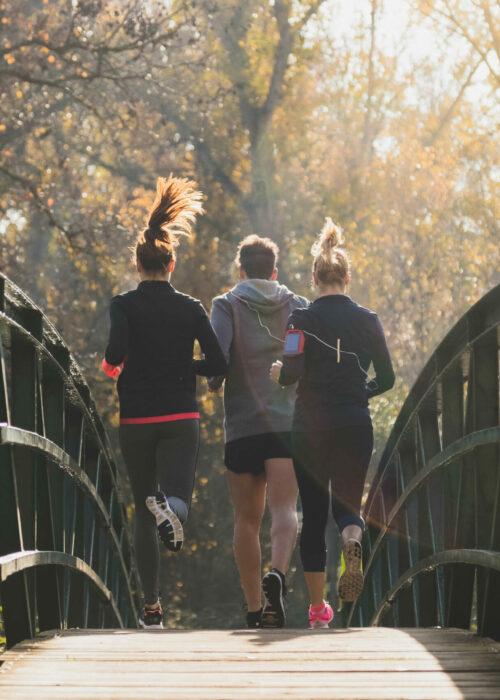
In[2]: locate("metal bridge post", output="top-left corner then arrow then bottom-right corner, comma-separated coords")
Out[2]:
472,330 -> 500,638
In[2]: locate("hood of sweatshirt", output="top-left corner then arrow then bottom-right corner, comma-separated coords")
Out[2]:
229,279 -> 299,314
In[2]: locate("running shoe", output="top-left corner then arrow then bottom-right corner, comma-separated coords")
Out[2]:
262,568 -> 286,628
308,601 -> 334,629
338,539 -> 364,602
139,603 -> 164,629
145,491 -> 184,552
246,608 -> 263,629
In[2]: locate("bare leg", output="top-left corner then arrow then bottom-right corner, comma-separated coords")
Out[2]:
265,458 -> 298,574
226,470 -> 266,611
305,571 -> 326,608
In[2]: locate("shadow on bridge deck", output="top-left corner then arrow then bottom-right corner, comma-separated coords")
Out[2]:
1,626 -> 500,699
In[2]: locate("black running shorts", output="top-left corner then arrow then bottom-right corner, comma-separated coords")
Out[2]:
224,432 -> 292,476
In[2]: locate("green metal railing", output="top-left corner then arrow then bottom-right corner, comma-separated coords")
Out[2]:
349,283 -> 500,640
0,274 -> 141,648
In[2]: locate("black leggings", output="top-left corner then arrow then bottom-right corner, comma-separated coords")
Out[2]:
293,425 -> 373,572
119,419 -> 200,604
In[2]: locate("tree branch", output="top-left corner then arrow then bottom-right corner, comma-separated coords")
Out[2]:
0,164 -> 75,245
213,0 -> 259,133
259,0 -> 294,130
480,0 -> 500,66
419,0 -> 499,85
297,0 -> 329,31
362,0 -> 378,158
424,55 -> 483,146
158,101 -> 245,203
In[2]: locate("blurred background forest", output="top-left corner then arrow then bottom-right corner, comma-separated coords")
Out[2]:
0,0 -> 498,627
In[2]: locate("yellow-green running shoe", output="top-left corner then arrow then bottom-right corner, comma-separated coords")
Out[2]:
338,539 -> 364,602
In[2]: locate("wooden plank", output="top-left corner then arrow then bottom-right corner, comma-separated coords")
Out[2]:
1,628 -> 500,700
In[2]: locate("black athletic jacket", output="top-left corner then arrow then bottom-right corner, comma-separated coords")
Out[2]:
279,294 -> 395,431
104,280 -> 227,420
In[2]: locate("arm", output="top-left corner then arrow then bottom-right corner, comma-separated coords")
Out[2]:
278,355 -> 305,386
206,297 -> 233,390
103,298 -> 128,377
366,315 -> 395,399
193,304 -> 228,378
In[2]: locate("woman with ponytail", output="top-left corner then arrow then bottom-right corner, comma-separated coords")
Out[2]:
270,219 -> 395,628
103,176 -> 227,629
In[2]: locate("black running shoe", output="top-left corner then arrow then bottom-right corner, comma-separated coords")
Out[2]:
246,608 -> 263,629
139,604 -> 164,629
146,492 -> 184,552
262,568 -> 286,628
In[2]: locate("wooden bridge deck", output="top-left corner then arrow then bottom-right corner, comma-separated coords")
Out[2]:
1,627 -> 500,699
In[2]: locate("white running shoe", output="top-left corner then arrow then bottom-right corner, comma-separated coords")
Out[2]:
146,492 -> 184,552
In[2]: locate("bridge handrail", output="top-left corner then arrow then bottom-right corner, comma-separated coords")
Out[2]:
348,283 -> 500,639
0,273 -> 141,648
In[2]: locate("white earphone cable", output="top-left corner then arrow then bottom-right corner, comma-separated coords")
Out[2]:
229,291 -> 377,386
229,292 -> 287,344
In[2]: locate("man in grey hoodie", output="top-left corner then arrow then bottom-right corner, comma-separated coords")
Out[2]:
209,235 -> 308,628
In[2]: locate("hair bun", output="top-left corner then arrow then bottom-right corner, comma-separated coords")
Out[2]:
311,218 -> 344,258
144,226 -> 170,247
135,175 -> 203,273
144,228 -> 156,244
320,217 -> 342,249
310,217 -> 349,287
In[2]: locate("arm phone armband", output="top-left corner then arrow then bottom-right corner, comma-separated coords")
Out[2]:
283,329 -> 305,357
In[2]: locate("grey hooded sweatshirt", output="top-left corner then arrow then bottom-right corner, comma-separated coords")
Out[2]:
210,279 -> 308,443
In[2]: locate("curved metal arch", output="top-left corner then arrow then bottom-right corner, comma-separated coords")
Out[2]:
348,283 -> 500,639
0,273 -> 141,649
0,550 -> 124,628
0,424 -> 137,616
363,427 -> 500,582
1,303 -> 123,494
370,550 -> 500,627
0,275 -> 116,463
365,283 -> 500,515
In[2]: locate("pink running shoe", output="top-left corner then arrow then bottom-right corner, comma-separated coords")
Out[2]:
308,601 -> 334,629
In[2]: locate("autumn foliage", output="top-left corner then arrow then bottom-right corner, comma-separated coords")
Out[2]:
0,0 -> 499,626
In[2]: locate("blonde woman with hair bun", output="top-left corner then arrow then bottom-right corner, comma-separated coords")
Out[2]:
270,217 -> 395,628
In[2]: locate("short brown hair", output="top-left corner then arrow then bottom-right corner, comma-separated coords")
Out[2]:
235,235 -> 279,279
135,175 -> 203,271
